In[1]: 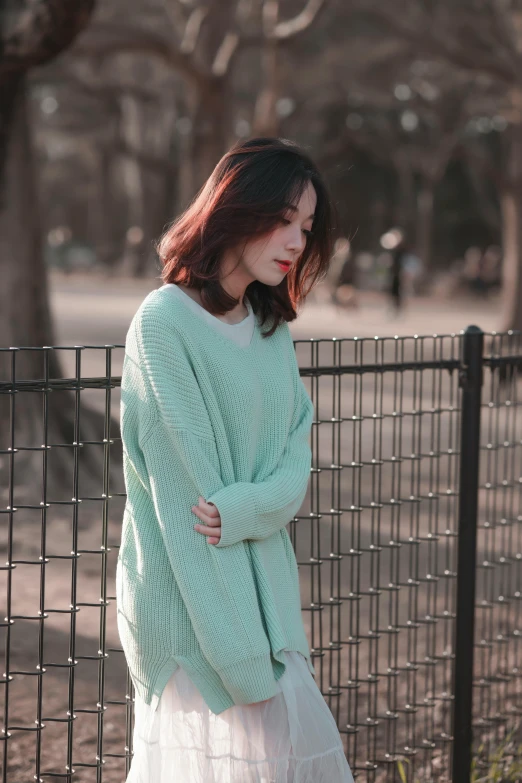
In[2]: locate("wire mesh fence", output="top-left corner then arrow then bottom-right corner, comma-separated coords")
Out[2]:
294,332 -> 461,783
0,327 -> 521,782
472,331 -> 522,780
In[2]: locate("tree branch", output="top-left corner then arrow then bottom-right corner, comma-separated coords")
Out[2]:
72,22 -> 212,92
212,31 -> 240,76
162,0 -> 190,32
180,6 -> 209,54
114,139 -> 178,174
234,0 -> 327,51
356,0 -> 522,88
0,0 -> 96,79
454,141 -> 505,191
263,1 -> 278,35
273,0 -> 327,39
44,71 -> 160,106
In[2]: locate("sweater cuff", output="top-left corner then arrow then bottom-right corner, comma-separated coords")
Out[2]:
215,653 -> 281,705
207,483 -> 256,547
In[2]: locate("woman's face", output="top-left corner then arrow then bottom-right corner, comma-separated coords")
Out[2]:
224,181 -> 317,288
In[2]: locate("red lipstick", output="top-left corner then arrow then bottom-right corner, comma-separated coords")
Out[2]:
275,260 -> 291,272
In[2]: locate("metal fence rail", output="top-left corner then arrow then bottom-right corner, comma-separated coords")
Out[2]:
0,326 -> 521,782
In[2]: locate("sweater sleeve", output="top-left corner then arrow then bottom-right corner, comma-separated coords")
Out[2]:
210,373 -> 313,547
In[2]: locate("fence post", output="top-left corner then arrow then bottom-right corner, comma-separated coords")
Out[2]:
452,325 -> 484,783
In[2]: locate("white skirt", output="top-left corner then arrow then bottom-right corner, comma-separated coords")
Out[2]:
126,650 -> 354,783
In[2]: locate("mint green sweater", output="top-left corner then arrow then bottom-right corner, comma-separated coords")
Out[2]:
117,286 -> 315,715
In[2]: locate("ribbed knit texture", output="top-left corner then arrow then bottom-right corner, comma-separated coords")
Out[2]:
117,286 -> 315,715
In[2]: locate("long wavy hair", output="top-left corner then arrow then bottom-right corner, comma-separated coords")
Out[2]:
157,137 -> 336,338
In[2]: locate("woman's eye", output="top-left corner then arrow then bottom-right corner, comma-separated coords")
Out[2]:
280,217 -> 312,237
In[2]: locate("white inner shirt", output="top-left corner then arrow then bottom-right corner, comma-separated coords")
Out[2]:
160,283 -> 255,348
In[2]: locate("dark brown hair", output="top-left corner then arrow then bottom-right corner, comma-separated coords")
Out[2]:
157,137 -> 336,338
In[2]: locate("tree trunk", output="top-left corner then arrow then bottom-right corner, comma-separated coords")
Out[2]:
416,179 -> 435,272
0,80 -> 60,490
394,162 -> 416,238
0,1 -> 119,501
252,37 -> 281,137
118,94 -> 148,276
94,143 -> 120,272
0,80 -> 57,362
178,84 -> 229,209
0,80 -> 120,499
500,187 -> 522,331
500,126 -> 522,332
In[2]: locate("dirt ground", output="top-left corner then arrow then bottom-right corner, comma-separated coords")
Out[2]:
0,497 -> 129,782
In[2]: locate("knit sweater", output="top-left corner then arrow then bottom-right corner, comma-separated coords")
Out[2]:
117,285 -> 315,715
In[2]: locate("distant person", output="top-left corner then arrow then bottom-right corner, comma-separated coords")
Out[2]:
402,251 -> 423,295
381,228 -> 408,313
462,245 -> 502,298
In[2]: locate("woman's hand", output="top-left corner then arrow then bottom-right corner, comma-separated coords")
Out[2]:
192,496 -> 222,544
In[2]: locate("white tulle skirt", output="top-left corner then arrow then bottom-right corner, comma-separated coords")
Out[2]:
126,650 -> 354,783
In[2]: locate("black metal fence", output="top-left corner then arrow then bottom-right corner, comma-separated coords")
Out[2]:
1,326 -> 521,782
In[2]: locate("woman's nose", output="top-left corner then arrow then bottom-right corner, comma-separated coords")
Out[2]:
286,228 -> 305,253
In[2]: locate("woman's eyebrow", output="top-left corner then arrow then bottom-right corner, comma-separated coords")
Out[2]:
285,204 -> 315,220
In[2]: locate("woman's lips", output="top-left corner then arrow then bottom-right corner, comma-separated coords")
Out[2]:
275,260 -> 291,272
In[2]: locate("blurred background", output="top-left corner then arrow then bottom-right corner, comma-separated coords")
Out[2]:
2,0 -> 521,355
3,2 -> 522,781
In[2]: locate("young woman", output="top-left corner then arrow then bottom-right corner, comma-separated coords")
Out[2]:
117,137 -> 354,782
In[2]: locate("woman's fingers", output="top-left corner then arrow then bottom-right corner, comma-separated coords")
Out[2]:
198,496 -> 220,516
194,523 -> 222,537
202,499 -> 219,515
192,497 -> 221,526
192,497 -> 222,543
192,508 -> 220,526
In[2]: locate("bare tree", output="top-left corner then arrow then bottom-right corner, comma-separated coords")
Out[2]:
33,60 -> 180,277
251,0 -> 327,135
316,42 -> 495,270
0,2 -> 95,351
354,0 -> 522,329
0,1 -> 119,495
75,0 -> 327,206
